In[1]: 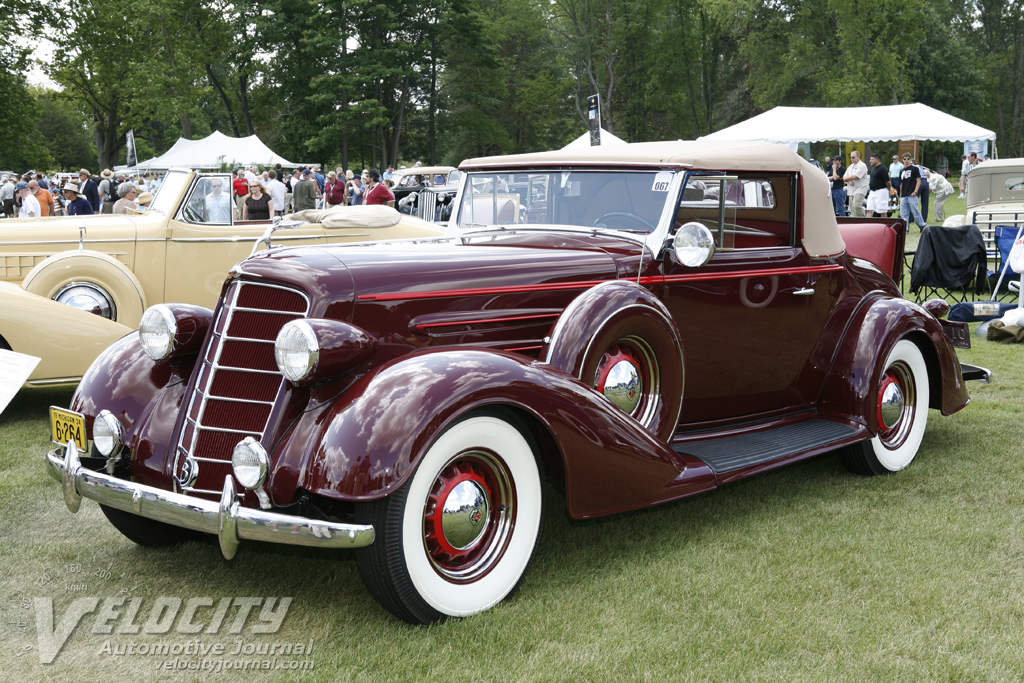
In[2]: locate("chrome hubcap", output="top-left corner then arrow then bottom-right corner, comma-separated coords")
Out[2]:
879,378 -> 905,430
440,480 -> 490,550
602,359 -> 642,414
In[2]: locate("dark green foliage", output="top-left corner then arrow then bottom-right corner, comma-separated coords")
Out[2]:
7,0 -> 1023,169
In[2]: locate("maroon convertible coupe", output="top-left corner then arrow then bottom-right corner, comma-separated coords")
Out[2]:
46,141 -> 985,623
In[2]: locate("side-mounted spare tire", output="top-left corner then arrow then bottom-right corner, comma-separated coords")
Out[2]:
544,280 -> 684,443
21,250 -> 147,327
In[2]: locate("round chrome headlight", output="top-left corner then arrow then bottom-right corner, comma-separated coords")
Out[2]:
54,282 -> 116,320
92,410 -> 124,456
138,305 -> 177,361
672,222 -> 716,267
231,437 -> 269,490
275,320 -> 319,382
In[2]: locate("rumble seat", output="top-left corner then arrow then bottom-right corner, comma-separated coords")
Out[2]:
839,221 -> 900,279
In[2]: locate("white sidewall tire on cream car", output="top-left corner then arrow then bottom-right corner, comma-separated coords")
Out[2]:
21,251 -> 147,327
356,410 -> 542,624
840,339 -> 930,476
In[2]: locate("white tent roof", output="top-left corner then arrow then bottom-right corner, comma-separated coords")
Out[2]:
700,103 -> 996,144
563,128 -> 628,148
129,131 -> 298,171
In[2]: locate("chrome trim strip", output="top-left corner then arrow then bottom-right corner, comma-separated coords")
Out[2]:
192,425 -> 261,436
221,334 -> 276,344
210,366 -> 281,376
205,395 -> 275,406
230,306 -> 307,316
45,445 -> 374,555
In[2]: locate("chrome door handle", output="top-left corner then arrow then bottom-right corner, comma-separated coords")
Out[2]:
793,288 -> 815,296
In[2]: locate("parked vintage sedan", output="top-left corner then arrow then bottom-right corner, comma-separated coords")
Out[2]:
391,165 -> 458,211
45,141 -> 982,624
0,170 -> 443,327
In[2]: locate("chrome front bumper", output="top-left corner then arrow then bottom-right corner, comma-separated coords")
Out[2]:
45,442 -> 375,559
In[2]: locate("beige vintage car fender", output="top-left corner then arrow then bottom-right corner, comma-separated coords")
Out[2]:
0,281 -> 131,386
21,250 -> 148,328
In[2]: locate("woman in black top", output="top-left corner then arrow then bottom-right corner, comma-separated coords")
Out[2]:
242,181 -> 274,220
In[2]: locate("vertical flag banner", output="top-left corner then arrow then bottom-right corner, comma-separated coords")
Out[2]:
126,130 -> 137,168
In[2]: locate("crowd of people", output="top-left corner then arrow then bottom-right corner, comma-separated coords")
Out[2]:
820,150 -> 982,227
0,162 -> 407,220
0,168 -> 161,218
228,164 -> 399,220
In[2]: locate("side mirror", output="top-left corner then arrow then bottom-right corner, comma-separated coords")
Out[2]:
671,222 -> 716,267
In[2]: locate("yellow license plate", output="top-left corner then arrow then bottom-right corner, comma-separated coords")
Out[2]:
50,406 -> 87,451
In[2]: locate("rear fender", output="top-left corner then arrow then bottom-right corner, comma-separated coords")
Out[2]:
818,296 -> 969,430
270,348 -> 714,519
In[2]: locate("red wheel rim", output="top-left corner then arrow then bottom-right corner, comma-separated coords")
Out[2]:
423,451 -> 516,582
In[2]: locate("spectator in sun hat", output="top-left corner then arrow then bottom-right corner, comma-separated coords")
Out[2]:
63,183 -> 94,216
99,169 -> 117,213
78,169 -> 100,214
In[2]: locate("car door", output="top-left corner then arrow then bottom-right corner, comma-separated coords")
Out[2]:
661,172 -> 844,425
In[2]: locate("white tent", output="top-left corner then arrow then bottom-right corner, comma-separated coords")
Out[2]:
700,103 -> 996,150
563,128 -> 628,149
128,131 -> 299,171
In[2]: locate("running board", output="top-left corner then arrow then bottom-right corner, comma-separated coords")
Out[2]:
672,418 -> 860,474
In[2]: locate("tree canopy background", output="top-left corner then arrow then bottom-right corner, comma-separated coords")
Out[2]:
2,0 -> 1020,172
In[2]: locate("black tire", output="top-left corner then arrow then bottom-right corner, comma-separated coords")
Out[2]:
99,505 -> 201,547
355,410 -> 543,624
840,339 -> 930,476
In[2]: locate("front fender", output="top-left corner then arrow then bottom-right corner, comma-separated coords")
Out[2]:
71,333 -> 191,489
818,296 -> 969,430
268,348 -> 715,519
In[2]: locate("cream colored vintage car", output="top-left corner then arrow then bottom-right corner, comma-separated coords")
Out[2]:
0,168 -> 444,327
0,282 -> 131,386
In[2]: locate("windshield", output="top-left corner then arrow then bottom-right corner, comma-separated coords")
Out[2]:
149,170 -> 192,215
455,170 -> 677,233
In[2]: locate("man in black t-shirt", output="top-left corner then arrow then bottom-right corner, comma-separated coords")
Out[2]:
828,158 -> 847,216
897,153 -> 927,229
865,153 -> 894,218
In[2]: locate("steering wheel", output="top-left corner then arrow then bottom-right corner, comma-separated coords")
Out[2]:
592,211 -> 656,232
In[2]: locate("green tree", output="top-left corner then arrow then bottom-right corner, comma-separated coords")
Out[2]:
33,89 -> 96,171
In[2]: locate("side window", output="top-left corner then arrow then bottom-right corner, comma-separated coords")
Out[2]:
180,175 -> 233,225
677,173 -> 791,250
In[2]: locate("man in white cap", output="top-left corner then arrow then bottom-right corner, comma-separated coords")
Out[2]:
17,181 -> 40,218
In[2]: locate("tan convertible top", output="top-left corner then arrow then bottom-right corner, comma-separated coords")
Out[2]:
287,205 -> 403,229
460,140 -> 845,257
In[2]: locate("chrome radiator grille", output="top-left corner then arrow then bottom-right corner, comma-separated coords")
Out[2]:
173,281 -> 309,497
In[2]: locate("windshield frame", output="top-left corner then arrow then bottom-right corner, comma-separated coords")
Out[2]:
447,167 -> 686,251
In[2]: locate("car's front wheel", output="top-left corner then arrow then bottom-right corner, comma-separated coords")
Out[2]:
355,410 -> 543,624
840,339 -> 930,475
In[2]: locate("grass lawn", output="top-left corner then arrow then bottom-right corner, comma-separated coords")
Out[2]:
2,316 -> 1022,679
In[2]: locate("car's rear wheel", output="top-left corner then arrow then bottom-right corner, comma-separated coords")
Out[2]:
355,410 -> 542,624
840,339 -> 930,475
